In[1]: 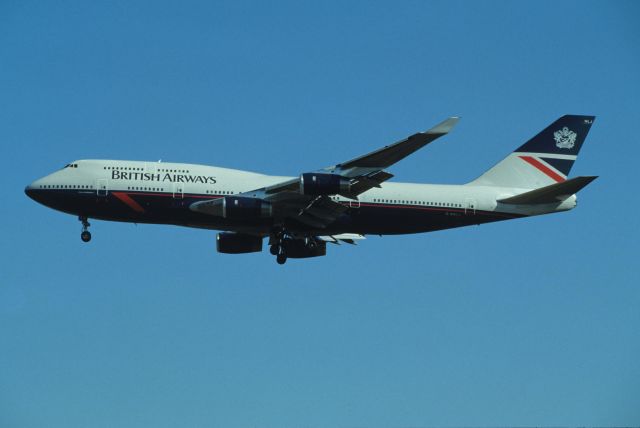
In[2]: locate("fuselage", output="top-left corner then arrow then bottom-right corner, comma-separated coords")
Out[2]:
25,159 -> 576,236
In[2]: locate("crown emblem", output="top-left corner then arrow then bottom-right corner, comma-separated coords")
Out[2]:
554,126 -> 577,149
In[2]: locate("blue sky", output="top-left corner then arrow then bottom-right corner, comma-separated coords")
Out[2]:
1,1 -> 639,426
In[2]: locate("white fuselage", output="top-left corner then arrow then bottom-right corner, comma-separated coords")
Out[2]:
27,159 -> 576,231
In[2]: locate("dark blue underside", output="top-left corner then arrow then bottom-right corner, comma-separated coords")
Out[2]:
27,189 -> 524,235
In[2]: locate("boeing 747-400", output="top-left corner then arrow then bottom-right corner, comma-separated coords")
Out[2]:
25,115 -> 597,264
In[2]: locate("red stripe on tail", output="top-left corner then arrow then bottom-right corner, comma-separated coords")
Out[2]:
519,156 -> 565,183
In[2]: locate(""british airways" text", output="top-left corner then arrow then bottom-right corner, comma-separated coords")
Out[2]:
111,170 -> 217,184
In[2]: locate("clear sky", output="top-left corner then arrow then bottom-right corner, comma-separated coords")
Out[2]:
1,1 -> 639,427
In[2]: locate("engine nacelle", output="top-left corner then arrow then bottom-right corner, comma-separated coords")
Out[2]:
216,232 -> 263,254
299,173 -> 350,196
222,196 -> 272,219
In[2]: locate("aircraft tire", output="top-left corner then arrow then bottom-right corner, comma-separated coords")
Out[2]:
81,231 -> 92,242
276,253 -> 287,265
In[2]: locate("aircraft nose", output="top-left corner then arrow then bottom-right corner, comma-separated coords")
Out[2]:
24,183 -> 35,199
25,181 -> 43,203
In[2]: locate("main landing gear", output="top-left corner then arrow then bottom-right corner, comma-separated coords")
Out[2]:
269,227 -> 295,265
270,227 -> 288,265
269,242 -> 288,265
79,216 -> 91,242
269,227 -> 319,265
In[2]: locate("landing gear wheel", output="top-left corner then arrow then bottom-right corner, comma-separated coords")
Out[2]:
79,215 -> 91,242
270,226 -> 290,263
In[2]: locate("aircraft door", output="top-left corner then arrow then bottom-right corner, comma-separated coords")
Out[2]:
465,198 -> 476,215
96,179 -> 108,197
173,182 -> 184,199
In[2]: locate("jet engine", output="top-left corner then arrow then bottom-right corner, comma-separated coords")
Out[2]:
222,196 -> 272,219
299,173 -> 351,196
216,232 -> 263,254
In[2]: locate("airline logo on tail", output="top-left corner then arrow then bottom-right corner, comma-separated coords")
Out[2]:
469,114 -> 595,188
554,127 -> 577,149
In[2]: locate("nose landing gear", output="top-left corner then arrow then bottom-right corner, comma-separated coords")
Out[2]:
79,216 -> 91,242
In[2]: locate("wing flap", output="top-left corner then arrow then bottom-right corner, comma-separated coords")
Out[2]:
318,233 -> 366,245
274,195 -> 348,228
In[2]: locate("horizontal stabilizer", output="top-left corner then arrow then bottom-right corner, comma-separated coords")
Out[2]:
498,176 -> 598,205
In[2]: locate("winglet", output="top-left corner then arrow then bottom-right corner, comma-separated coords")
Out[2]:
426,116 -> 460,134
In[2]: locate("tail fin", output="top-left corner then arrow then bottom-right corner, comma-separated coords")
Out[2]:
469,115 -> 595,188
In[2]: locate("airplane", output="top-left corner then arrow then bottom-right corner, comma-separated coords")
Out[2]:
25,115 -> 597,264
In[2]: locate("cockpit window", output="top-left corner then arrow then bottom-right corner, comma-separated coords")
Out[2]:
63,163 -> 79,169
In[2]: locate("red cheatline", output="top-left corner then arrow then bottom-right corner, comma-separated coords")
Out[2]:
518,156 -> 565,183
112,192 -> 145,213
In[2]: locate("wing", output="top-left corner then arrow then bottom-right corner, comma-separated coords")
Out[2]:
259,116 -> 459,196
190,117 -> 459,229
325,116 -> 459,178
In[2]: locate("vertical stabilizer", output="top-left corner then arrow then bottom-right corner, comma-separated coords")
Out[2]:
469,115 -> 595,189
